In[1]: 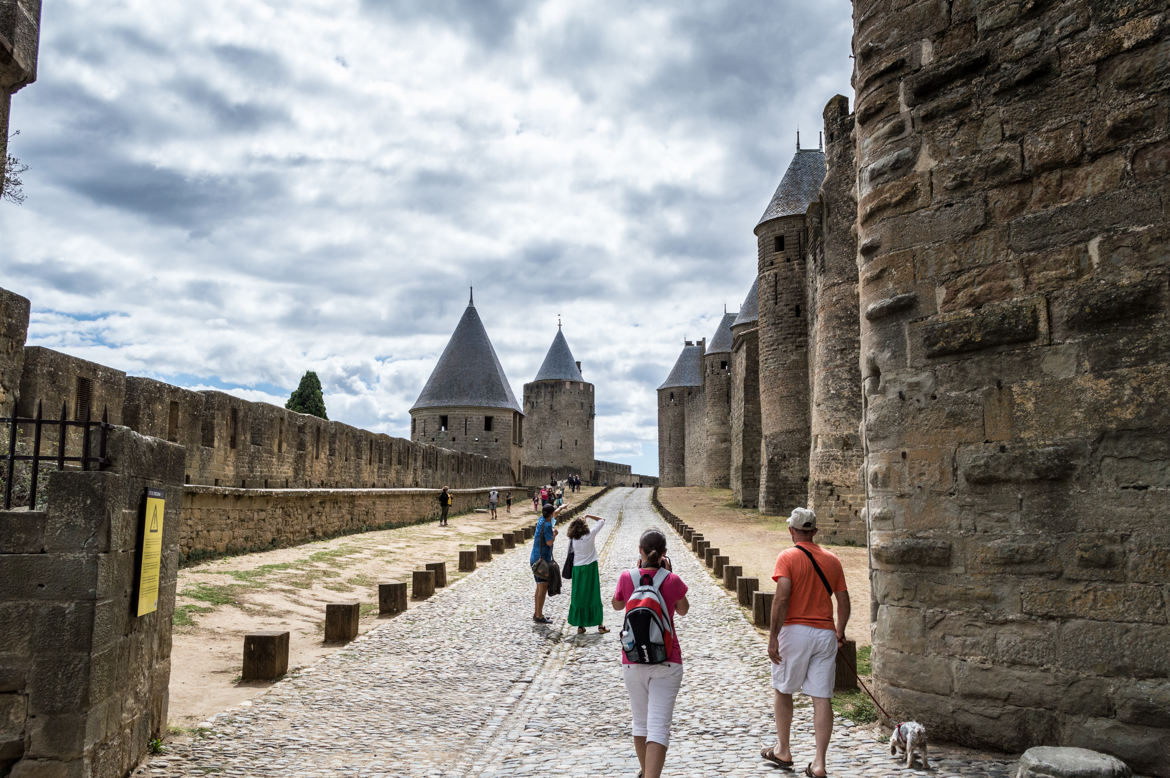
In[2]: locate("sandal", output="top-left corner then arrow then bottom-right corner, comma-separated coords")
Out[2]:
761,747 -> 793,768
597,626 -> 610,634
804,764 -> 827,777
533,616 -> 552,624
577,627 -> 586,634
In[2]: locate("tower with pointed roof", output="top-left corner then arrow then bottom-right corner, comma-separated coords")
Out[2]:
521,323 -> 595,481
702,311 -> 737,488
410,289 -> 524,482
755,141 -> 825,514
657,339 -> 704,487
730,279 -> 761,506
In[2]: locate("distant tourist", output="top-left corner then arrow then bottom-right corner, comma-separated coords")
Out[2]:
489,488 -> 499,520
438,486 -> 451,526
555,487 -> 564,508
533,487 -> 541,512
505,492 -> 512,513
565,514 -> 609,635
761,508 -> 849,778
611,528 -> 689,778
530,503 -> 564,623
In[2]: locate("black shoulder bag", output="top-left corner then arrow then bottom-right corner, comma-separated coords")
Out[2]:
794,544 -> 834,597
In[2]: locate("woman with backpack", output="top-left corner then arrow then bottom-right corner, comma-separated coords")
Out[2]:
611,528 -> 690,778
565,514 -> 610,635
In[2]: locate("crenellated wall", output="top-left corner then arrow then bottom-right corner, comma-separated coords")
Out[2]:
853,0 -> 1170,772
805,95 -> 865,544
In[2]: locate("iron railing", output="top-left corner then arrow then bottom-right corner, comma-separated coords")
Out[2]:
1,401 -> 112,510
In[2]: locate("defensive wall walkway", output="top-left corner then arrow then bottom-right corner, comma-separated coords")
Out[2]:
138,488 -> 1016,776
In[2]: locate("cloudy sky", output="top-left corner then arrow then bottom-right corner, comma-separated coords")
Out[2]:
1,0 -> 853,477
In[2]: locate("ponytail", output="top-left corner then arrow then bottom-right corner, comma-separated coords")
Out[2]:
639,529 -> 668,569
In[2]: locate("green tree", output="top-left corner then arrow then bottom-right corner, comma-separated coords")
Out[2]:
286,371 -> 328,419
2,132 -> 28,205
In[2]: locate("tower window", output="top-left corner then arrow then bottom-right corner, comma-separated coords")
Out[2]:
484,416 -> 493,432
440,415 -> 448,431
774,236 -> 784,252
721,361 -> 728,370
74,377 -> 93,420
794,305 -> 801,318
167,400 -> 180,442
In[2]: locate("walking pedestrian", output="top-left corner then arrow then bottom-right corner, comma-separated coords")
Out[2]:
505,492 -> 512,514
530,503 -> 564,623
489,488 -> 499,520
761,507 -> 850,777
611,528 -> 689,778
565,514 -> 610,635
438,486 -> 451,526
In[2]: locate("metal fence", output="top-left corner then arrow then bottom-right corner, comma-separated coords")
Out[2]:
1,401 -> 111,510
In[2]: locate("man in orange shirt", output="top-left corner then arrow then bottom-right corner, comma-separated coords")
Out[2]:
761,508 -> 850,778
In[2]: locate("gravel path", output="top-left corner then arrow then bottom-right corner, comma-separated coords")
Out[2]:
138,487 -> 1017,777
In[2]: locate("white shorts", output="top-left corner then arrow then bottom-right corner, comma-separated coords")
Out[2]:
771,624 -> 838,699
622,662 -> 684,747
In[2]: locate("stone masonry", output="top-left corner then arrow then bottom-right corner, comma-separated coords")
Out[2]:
730,282 -> 761,507
0,0 -> 39,195
702,312 -> 737,488
853,0 -> 1170,772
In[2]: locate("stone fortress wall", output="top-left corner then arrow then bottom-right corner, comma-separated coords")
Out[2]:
854,0 -> 1170,770
701,342 -> 732,488
521,378 -> 595,476
0,0 -> 39,193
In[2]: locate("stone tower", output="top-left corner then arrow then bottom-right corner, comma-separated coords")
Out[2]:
755,144 -> 825,514
702,311 -> 737,488
410,290 -> 523,482
0,0 -> 40,193
804,96 -> 864,543
730,280 -> 760,507
657,340 -> 703,487
521,324 -> 594,480
853,1 -> 1170,771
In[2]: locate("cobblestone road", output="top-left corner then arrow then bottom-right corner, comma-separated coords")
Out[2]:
139,488 -> 1017,777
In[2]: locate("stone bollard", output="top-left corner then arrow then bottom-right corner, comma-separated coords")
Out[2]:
425,561 -> 447,588
834,639 -> 859,692
522,526 -> 534,540
737,576 -> 759,608
713,555 -> 729,577
1016,747 -> 1132,778
458,550 -> 477,572
704,547 -> 720,567
325,602 -> 360,643
753,591 -> 773,627
723,565 -> 742,590
690,534 -> 705,552
242,631 -> 289,681
502,532 -> 516,549
412,569 -> 436,600
695,540 -> 709,558
476,543 -> 493,562
490,537 -> 505,554
378,582 -> 408,616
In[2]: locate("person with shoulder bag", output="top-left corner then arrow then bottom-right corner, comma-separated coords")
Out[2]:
530,503 -> 566,623
611,528 -> 689,778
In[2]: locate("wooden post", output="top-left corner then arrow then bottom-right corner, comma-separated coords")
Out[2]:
412,569 -> 436,600
690,534 -> 705,552
325,602 -> 360,643
695,540 -> 709,558
713,555 -> 729,577
476,543 -> 492,562
458,550 -> 477,572
753,591 -> 774,628
378,582 -> 407,616
835,639 -> 859,692
682,527 -> 694,542
502,532 -> 516,549
490,537 -> 505,554
737,576 -> 759,608
723,565 -> 742,591
425,561 -> 447,588
242,631 -> 289,681
704,547 -> 720,567
522,526 -> 534,540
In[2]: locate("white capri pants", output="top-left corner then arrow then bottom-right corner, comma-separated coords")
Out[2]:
771,624 -> 838,699
622,662 -> 684,747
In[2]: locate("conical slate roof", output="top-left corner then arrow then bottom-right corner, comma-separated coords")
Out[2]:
533,328 -> 585,382
411,299 -> 522,412
706,312 -> 738,355
658,343 -> 703,391
732,278 -> 759,327
757,148 -> 826,225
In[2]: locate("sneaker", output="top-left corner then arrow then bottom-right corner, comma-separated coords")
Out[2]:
533,616 -> 552,624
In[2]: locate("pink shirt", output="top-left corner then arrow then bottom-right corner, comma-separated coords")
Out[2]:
613,568 -> 688,665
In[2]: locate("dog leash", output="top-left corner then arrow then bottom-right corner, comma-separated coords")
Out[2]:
837,645 -> 895,725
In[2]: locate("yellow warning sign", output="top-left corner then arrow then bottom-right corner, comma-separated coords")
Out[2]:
136,487 -> 166,617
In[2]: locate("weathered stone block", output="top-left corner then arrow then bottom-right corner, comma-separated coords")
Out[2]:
411,570 -> 435,601
876,605 -> 925,654
457,550 -> 476,572
960,443 -> 1077,485
1057,620 -> 1170,679
1055,279 -> 1163,332
324,602 -> 360,642
241,631 -> 288,681
870,537 -> 952,567
377,582 -> 407,616
920,299 -> 1041,359
864,292 -> 917,321
1016,746 -> 1132,778
873,648 -> 952,696
0,511 -> 45,553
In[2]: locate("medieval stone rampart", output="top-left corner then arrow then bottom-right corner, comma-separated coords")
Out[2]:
0,288 -> 29,416
0,427 -> 184,777
805,96 -> 865,544
656,387 -> 687,487
683,380 -> 706,484
702,349 -> 732,488
730,323 -> 761,506
521,378 -> 594,476
408,405 -> 522,483
854,0 -> 1170,771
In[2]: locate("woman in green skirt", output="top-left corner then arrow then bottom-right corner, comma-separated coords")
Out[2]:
566,513 -> 610,634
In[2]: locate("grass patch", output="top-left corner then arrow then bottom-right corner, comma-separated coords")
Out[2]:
148,737 -> 165,754
306,545 -> 361,565
346,573 -> 376,588
833,645 -> 877,723
856,644 -> 872,675
180,583 -> 249,608
172,604 -> 213,627
225,561 -> 298,583
323,582 -> 354,593
359,602 -> 379,618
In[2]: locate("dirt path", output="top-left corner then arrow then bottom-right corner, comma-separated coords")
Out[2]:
168,487 -> 601,728
656,486 -> 870,646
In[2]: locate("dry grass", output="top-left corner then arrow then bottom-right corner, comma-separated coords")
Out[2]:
655,487 -> 870,647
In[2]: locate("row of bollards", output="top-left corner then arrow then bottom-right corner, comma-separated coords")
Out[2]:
241,525 -> 536,682
661,512 -> 857,692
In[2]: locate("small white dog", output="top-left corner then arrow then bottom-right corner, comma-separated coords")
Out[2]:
889,721 -> 929,769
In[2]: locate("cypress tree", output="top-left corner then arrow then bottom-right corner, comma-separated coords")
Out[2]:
286,371 -> 328,419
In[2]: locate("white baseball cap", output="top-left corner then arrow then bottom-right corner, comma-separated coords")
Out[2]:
787,507 -> 817,531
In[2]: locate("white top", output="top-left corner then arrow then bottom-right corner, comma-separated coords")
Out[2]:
570,517 -> 606,566
489,490 -> 499,501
